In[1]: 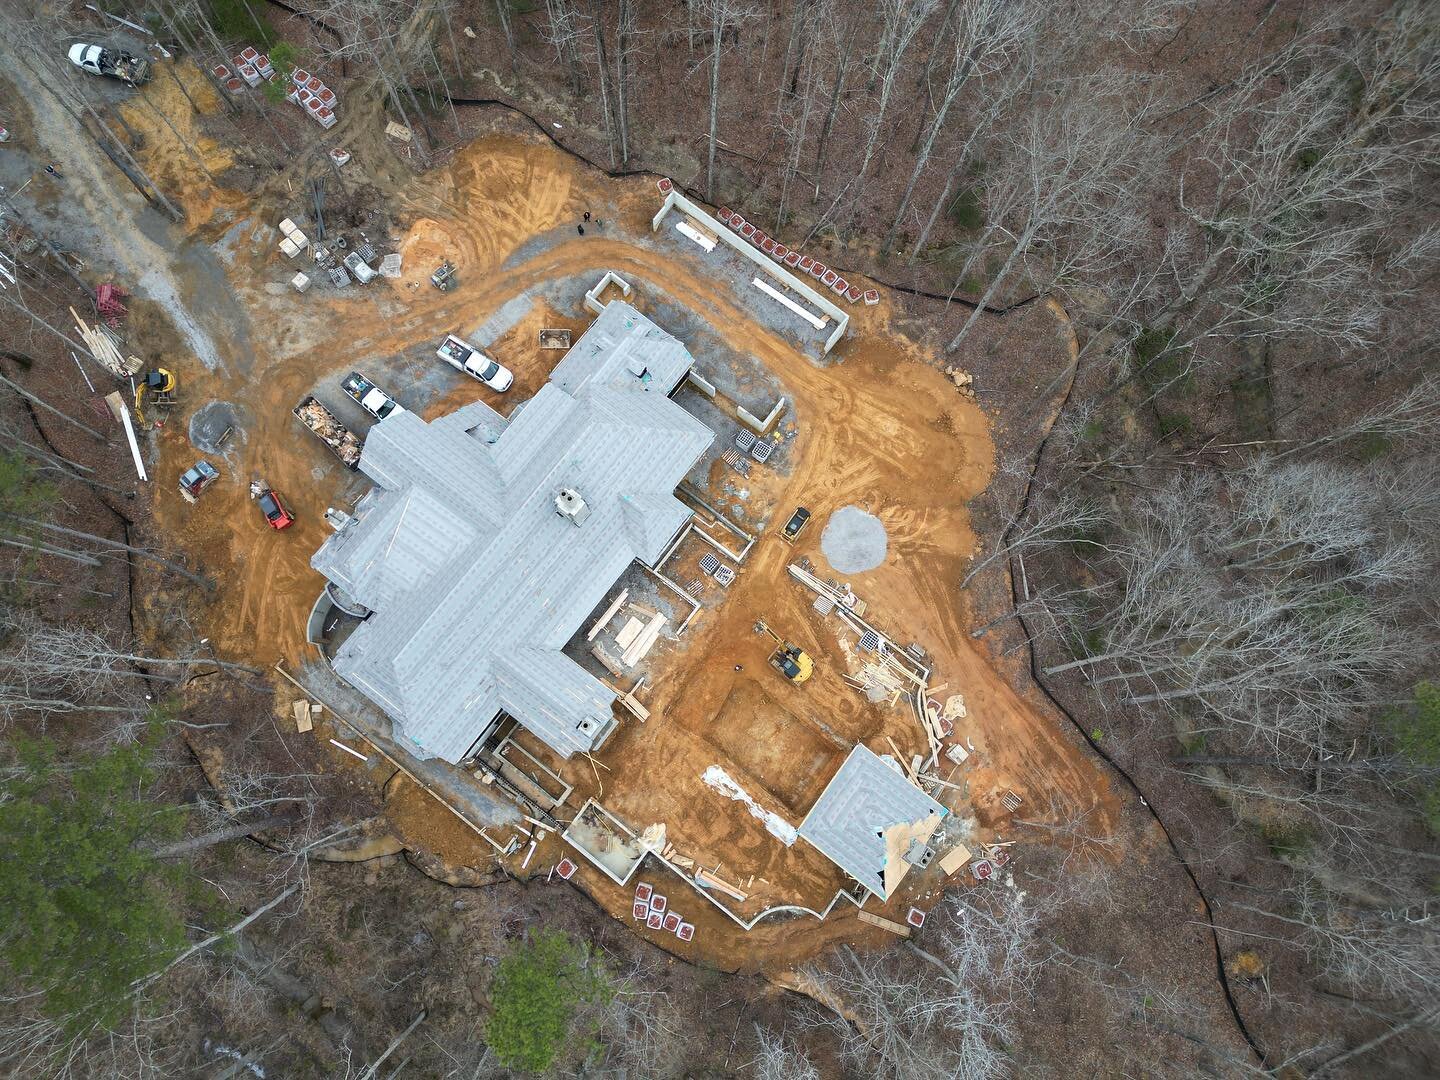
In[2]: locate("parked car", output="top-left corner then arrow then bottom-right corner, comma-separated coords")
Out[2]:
341,372 -> 406,420
436,334 -> 513,391
256,488 -> 295,530
178,460 -> 219,503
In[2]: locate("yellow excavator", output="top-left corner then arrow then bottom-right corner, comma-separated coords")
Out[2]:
134,367 -> 175,425
755,621 -> 814,684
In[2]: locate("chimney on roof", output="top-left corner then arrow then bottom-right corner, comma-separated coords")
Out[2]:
555,487 -> 590,526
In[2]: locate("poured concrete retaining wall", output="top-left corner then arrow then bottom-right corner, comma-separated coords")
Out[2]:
738,396 -> 786,434
653,190 -> 848,355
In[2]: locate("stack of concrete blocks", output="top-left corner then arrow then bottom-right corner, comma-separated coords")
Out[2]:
291,69 -> 340,129
705,185 -> 882,308
227,46 -> 275,90
278,218 -> 309,261
233,46 -> 261,87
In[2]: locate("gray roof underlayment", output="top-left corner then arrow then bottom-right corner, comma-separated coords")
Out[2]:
312,301 -> 712,764
797,744 -> 949,900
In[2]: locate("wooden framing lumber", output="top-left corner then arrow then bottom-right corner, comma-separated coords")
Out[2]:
694,867 -> 747,900
938,843 -> 973,876
856,909 -> 911,937
586,589 -> 628,641
621,611 -> 667,667
292,700 -> 313,733
591,643 -> 624,676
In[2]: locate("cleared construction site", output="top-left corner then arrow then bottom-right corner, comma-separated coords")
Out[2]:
122,111 -> 1100,966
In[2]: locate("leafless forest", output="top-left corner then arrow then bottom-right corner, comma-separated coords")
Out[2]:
0,0 -> 1437,1077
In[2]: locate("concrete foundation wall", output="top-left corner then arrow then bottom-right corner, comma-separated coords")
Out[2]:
653,190 -> 848,354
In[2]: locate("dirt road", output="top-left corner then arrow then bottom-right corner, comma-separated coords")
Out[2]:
0,51 -> 252,374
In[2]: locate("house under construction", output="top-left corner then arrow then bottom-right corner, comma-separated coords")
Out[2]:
310,300 -> 713,763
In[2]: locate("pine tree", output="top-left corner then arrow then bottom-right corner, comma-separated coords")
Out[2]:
0,719 -> 192,1033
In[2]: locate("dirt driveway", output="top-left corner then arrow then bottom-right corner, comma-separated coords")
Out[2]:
0,51 -> 252,374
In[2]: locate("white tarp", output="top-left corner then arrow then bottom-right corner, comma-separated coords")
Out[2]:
701,765 -> 797,846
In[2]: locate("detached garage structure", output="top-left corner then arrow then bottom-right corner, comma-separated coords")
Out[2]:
311,300 -> 714,763
798,744 -> 948,901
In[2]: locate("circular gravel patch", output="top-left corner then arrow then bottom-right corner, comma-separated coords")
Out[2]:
188,400 -> 245,454
821,506 -> 888,574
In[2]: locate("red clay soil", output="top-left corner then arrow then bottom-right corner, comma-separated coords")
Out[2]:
134,121 -> 1120,973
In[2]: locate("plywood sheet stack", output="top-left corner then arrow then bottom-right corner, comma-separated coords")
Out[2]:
621,612 -> 668,668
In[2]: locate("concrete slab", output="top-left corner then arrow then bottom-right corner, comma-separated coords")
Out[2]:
821,506 -> 888,573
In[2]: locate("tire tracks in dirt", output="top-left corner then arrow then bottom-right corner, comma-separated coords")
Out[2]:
262,0 -> 1038,315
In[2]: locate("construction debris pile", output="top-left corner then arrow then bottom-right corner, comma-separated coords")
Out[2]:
71,304 -> 142,377
945,366 -> 976,397
294,396 -> 362,467
787,560 -> 982,794
586,588 -> 670,676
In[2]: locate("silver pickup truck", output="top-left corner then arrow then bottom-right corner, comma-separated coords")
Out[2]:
436,334 -> 514,391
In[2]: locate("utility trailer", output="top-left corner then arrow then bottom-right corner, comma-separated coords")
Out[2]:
294,396 -> 362,468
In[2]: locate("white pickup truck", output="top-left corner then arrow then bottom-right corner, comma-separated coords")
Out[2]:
341,372 -> 406,420
436,334 -> 514,391
68,43 -> 151,85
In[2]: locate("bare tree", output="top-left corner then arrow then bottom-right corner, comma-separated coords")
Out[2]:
810,0 -> 864,183
882,0 -> 1039,256
808,0 -> 936,238
752,1024 -> 821,1080
300,0 -> 445,158
775,3 -> 822,227
960,486 -> 1106,589
1134,10 -> 1440,377
801,886 -> 1045,1079
543,0 -> 587,95
946,78 -> 1154,349
697,0 -> 761,202
1047,457 -> 1432,761
613,0 -> 640,165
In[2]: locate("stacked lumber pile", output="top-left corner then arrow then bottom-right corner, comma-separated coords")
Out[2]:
71,306 -> 142,376
621,612 -> 667,667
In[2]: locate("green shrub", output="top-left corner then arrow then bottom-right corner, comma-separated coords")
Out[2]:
1177,730 -> 1207,755
0,717 -> 191,1032
1229,366 -> 1272,441
262,41 -> 303,101
1389,682 -> 1440,832
485,930 -> 612,1073
1351,431 -> 1392,462
947,187 -> 984,232
1133,326 -> 1175,367
206,0 -> 277,48
1261,820 -> 1313,861
1156,412 -> 1193,438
